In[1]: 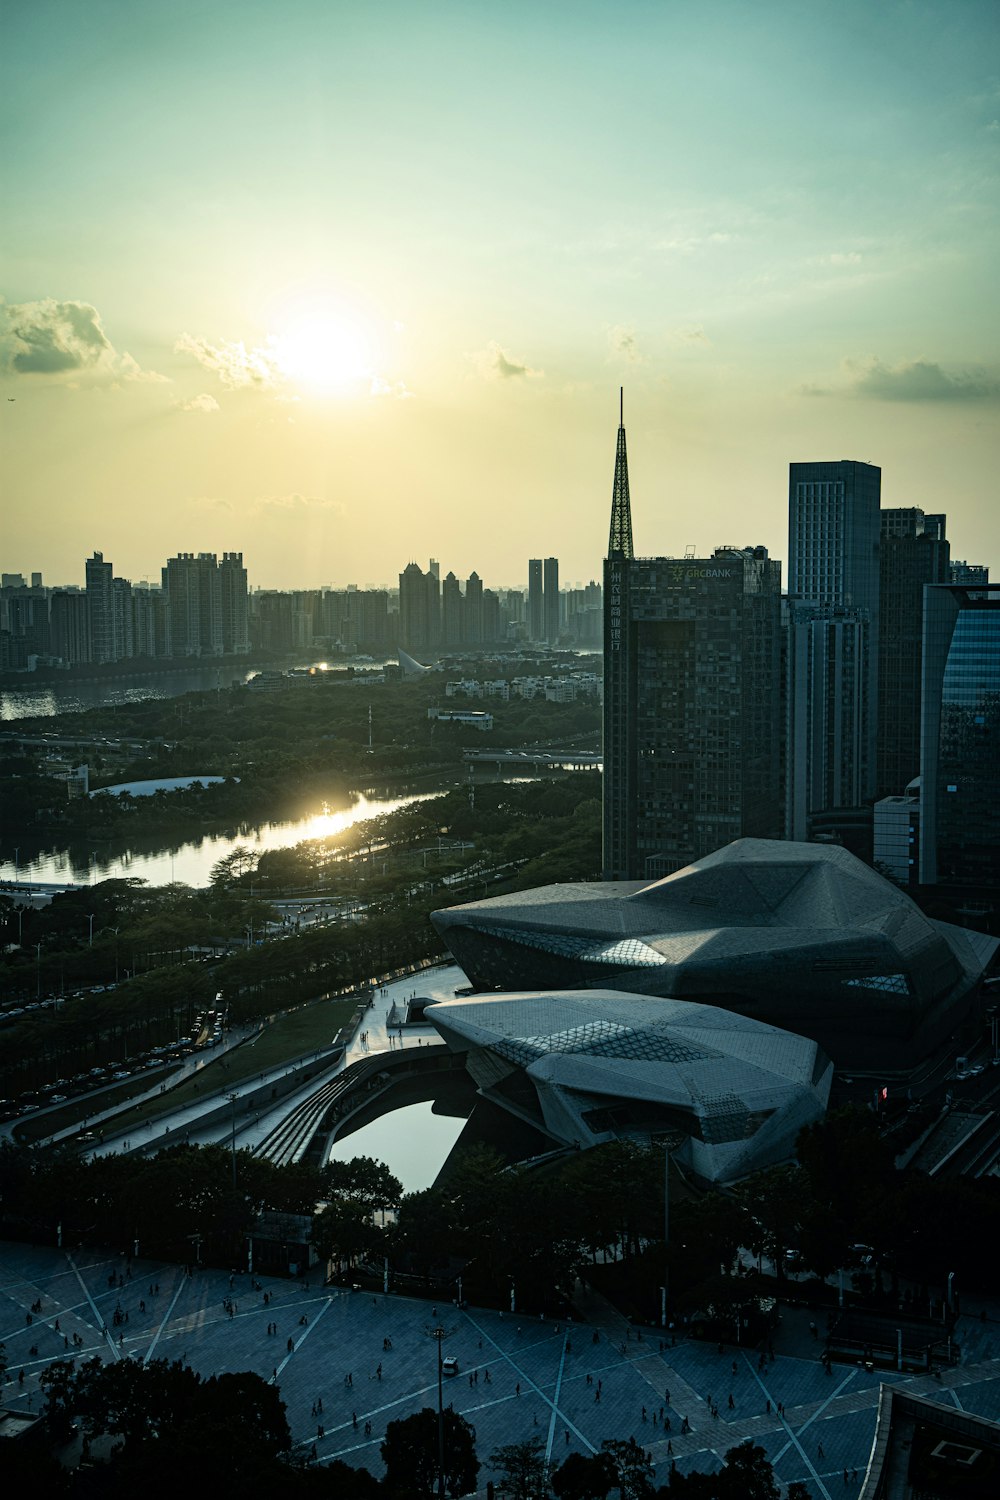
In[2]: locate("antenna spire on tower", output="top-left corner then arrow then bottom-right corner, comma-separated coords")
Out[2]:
607,388 -> 634,558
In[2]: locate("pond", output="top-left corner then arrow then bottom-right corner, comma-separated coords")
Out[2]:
326,1100 -> 468,1195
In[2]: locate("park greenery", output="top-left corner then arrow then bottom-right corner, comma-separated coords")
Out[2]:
0,776 -> 601,1098
0,673 -> 601,843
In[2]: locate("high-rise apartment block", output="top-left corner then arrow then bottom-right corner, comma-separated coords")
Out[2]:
161,552 -> 248,657
85,551 -> 116,664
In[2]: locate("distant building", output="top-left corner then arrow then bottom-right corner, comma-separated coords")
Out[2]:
785,601 -> 872,841
949,559 -> 989,586
85,550 -> 115,663
877,509 -> 950,798
873,781 -> 920,887
219,552 -> 249,654
528,559 -> 544,642
162,552 -> 224,657
398,561 -> 440,652
919,581 -> 1000,886
543,556 -> 559,643
788,460 -> 881,804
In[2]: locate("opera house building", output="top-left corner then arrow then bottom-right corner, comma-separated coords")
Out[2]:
427,842 -> 996,1181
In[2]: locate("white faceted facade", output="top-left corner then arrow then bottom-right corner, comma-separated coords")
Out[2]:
428,989 -> 833,1186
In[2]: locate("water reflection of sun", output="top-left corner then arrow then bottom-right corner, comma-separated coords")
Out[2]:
295,792 -> 433,844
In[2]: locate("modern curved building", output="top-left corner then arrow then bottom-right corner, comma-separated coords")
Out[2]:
427,989 -> 833,1185
432,840 -> 996,1073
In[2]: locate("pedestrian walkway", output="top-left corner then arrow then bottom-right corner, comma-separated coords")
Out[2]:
3,1241 -> 1000,1496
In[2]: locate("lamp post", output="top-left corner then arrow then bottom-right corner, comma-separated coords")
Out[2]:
36,940 -> 42,999
662,1145 -> 670,1326
227,1092 -> 239,1188
428,1323 -> 448,1500
87,913 -> 96,947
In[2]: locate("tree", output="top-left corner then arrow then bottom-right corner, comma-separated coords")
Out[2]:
716,1442 -> 780,1500
600,1437 -> 655,1499
490,1436 -> 549,1499
551,1449 -> 617,1500
381,1406 -> 479,1499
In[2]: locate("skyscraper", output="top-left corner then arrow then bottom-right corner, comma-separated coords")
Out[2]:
543,556 -> 560,643
919,582 -> 1000,886
528,559 -> 544,642
787,460 -> 881,807
877,509 -> 950,797
603,399 -> 782,878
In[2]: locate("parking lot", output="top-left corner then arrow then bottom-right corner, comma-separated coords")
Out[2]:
4,1240 -> 1000,1496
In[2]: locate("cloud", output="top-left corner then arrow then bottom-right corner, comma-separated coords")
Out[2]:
472,340 -> 542,380
252,493 -> 345,518
178,392 -> 220,414
804,356 -> 1000,402
370,375 -> 413,399
175,332 -> 279,389
2,299 -> 166,383
826,251 -> 863,266
607,325 -> 642,363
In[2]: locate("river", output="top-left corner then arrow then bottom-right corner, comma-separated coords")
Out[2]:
0,788 -> 449,890
0,657 -> 394,721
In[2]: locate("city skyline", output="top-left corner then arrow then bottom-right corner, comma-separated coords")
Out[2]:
3,1 -> 998,587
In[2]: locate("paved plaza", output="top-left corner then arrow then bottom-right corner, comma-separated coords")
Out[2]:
4,1240 -> 1000,1495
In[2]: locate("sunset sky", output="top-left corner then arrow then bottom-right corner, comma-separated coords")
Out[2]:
3,0 -> 998,590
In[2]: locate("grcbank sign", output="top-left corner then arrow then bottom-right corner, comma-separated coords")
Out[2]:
667,566 -> 734,582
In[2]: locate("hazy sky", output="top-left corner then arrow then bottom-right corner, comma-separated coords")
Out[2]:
3,0 -> 998,589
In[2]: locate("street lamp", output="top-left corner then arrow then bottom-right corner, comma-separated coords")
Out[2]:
87,913 -> 96,946
427,1323 -> 449,1500
661,1144 -> 671,1326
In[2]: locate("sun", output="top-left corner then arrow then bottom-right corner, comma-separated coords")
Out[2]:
269,300 -> 375,394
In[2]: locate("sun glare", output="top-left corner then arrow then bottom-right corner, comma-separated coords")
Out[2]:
270,301 -> 375,394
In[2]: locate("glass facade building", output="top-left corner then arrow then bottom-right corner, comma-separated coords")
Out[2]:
920,583 -> 1000,885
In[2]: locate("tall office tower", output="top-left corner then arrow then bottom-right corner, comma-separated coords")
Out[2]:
219,552 -> 249,654
85,551 -> 115,663
162,552 -> 223,657
398,562 -> 440,652
788,459 -> 881,801
950,560 -> 990,586
528,559 -> 544,641
877,508 -> 950,796
465,571 -> 484,644
603,400 -> 781,877
428,558 -> 440,582
441,570 -> 464,646
919,582 -> 1000,886
784,602 -> 872,841
543,557 -> 560,643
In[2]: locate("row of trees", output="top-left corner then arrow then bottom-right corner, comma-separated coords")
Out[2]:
5,1109 -> 998,1311
8,1349 -> 801,1500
